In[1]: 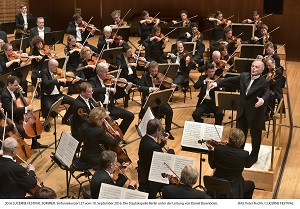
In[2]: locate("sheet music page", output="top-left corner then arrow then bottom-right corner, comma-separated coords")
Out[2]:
55,130 -> 79,168
99,183 -> 148,199
181,121 -> 204,149
98,183 -> 122,199
202,123 -> 223,141
171,155 -> 196,178
137,107 -> 155,137
148,151 -> 173,184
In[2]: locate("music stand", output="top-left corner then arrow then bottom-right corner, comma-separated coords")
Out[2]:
240,44 -> 264,59
44,32 -> 55,46
169,27 -> 190,39
112,26 -> 131,42
102,47 -> 122,64
53,30 -> 64,44
233,57 -> 256,73
143,89 -> 173,110
158,63 -> 179,80
0,73 -> 12,89
28,18 -> 37,30
0,21 -> 16,34
231,23 -> 255,41
171,42 -> 196,55
215,91 -> 240,127
10,37 -> 30,52
12,64 -> 31,81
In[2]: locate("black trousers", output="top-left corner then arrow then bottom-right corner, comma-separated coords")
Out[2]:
237,111 -> 263,161
41,94 -> 75,120
152,104 -> 173,132
108,106 -> 134,135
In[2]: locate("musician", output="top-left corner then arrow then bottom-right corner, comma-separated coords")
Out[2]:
88,62 -> 134,137
172,10 -> 190,27
29,36 -> 48,98
29,17 -> 51,47
162,165 -> 211,199
110,10 -> 127,27
41,58 -> 80,126
90,150 -> 136,199
192,63 -> 224,125
0,103 -> 15,134
66,13 -> 97,53
0,31 -> 8,51
242,11 -> 263,37
252,24 -> 272,45
0,137 -> 37,198
32,186 -> 57,199
206,128 -> 255,198
258,42 -> 280,67
167,41 -> 195,87
198,50 -> 229,76
76,46 -> 96,80
138,61 -> 175,140
138,11 -> 159,46
138,118 -> 174,198
221,27 -> 241,54
145,26 -> 168,63
97,25 -> 124,51
79,107 -> 121,170
264,57 -> 284,116
15,4 -> 33,39
219,44 -> 234,67
209,60 -> 270,164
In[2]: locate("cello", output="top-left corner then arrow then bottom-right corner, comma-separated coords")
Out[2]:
14,86 -> 43,138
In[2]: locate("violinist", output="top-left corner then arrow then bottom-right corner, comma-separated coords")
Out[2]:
257,42 -> 280,67
88,62 -> 134,137
110,10 -> 127,27
66,13 -> 98,53
138,118 -> 174,198
15,4 -> 33,39
41,59 -> 80,127
28,17 -> 51,47
199,50 -> 226,75
97,26 -> 124,51
172,10 -> 190,27
138,61 -> 175,140
29,36 -> 48,98
76,46 -> 96,80
242,11 -> 263,37
206,128 -> 255,198
264,57 -> 284,117
0,31 -> 8,55
0,137 -> 37,198
252,24 -> 272,45
219,44 -> 234,66
192,63 -> 224,125
168,41 -> 195,87
221,27 -> 242,54
145,26 -> 168,63
0,103 -> 15,135
90,150 -> 136,199
1,76 -> 47,149
162,165 -> 211,199
138,11 -> 159,46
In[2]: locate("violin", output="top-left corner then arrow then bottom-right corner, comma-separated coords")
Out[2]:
87,54 -> 106,66
198,139 -> 228,147
116,20 -> 127,27
103,75 -> 136,88
39,45 -> 57,59
14,90 -> 43,138
111,32 -> 124,44
79,21 -> 101,33
0,110 -> 32,162
53,68 -> 64,80
71,42 -> 82,50
65,71 -> 86,82
145,17 -> 160,25
161,173 -> 180,185
8,51 -> 21,61
216,60 -> 230,72
153,72 -> 174,89
192,31 -> 203,42
112,162 -> 128,181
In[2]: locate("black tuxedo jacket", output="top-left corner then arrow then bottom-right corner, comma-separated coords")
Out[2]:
97,35 -> 118,50
41,68 -> 63,95
170,49 -> 194,77
15,13 -> 33,30
116,54 -> 138,79
208,146 -> 252,198
162,184 -> 211,199
194,75 -> 221,105
0,156 -> 37,198
217,72 -> 270,130
72,95 -> 93,134
0,53 -> 20,75
90,168 -> 133,199
1,87 -> 26,122
66,21 -> 92,43
29,26 -> 51,46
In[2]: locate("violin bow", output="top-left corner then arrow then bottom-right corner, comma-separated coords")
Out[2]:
120,9 -> 131,24
163,162 -> 180,179
1,112 -> 8,150
226,45 -> 241,62
256,26 -> 280,41
30,82 -> 39,105
176,15 -> 198,24
113,9 -> 132,40
260,13 -> 273,21
82,31 -> 93,46
153,12 -> 160,19
202,28 -> 213,33
226,15 -> 234,20
161,27 -> 178,40
158,64 -> 171,89
84,16 -> 94,30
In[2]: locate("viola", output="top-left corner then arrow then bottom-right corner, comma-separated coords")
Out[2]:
39,45 -> 56,59
216,60 -> 230,72
53,68 -> 64,80
0,110 -> 32,162
161,173 -> 180,185
65,71 -> 86,82
153,72 -> 174,89
14,90 -> 43,138
112,162 -> 128,181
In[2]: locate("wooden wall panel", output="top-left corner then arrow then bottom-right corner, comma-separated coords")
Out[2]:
27,0 -> 300,61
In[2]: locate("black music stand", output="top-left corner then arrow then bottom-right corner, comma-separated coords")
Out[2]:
10,37 -> 30,52
240,44 -> 264,59
53,30 -> 64,44
0,21 -> 16,34
112,26 -> 131,42
158,63 -> 179,80
44,32 -> 55,46
143,89 -> 173,110
215,91 -> 240,128
233,57 -> 256,73
28,18 -> 37,30
102,47 -> 122,64
231,23 -> 255,41
12,64 -> 31,81
0,73 -> 12,91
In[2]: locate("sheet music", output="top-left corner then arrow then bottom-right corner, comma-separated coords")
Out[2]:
137,107 -> 155,137
55,130 -> 79,168
181,121 -> 223,151
148,151 -> 196,184
99,183 -> 148,199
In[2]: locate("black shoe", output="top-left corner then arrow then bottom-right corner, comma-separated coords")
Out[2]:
166,131 -> 174,140
43,122 -> 51,132
62,119 -> 70,126
31,142 -> 49,149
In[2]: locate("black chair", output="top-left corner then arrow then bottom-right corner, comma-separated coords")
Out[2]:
82,189 -> 92,199
204,175 -> 232,198
69,115 -> 83,154
181,77 -> 192,103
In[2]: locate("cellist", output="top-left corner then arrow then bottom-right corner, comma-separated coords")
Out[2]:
1,76 -> 48,149
0,137 -> 37,198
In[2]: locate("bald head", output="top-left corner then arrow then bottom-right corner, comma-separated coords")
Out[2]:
212,51 -> 221,63
48,59 -> 59,73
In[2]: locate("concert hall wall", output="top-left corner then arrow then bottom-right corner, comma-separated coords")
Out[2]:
29,0 -> 300,61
